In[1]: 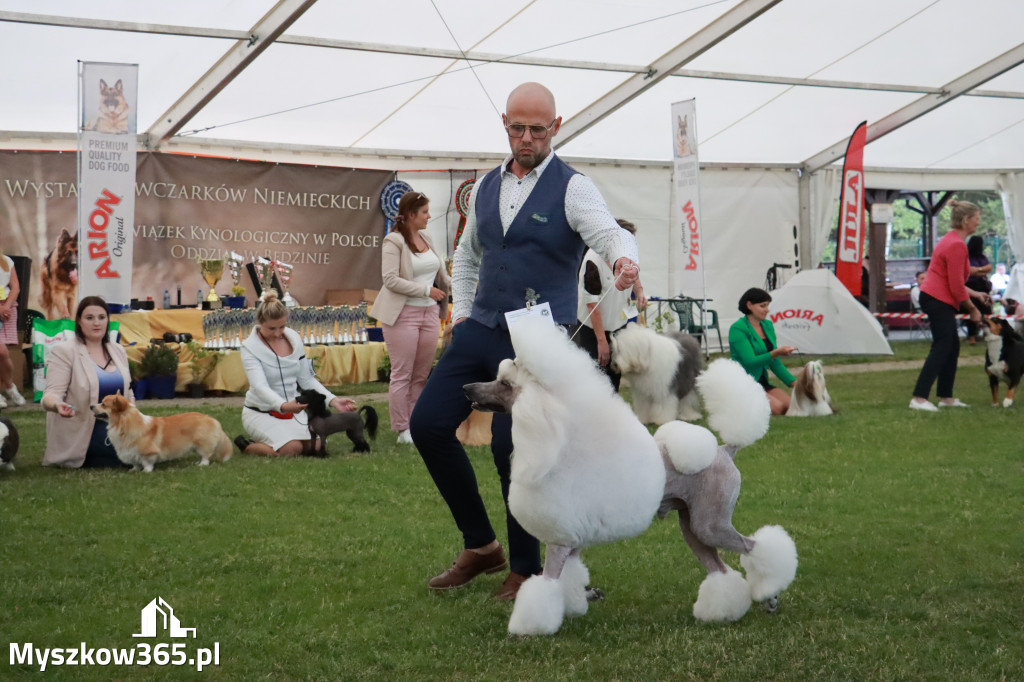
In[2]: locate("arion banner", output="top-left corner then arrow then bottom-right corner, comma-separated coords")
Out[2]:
835,121 -> 867,297
78,61 -> 138,309
670,98 -> 705,302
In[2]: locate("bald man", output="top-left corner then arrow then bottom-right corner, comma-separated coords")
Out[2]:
410,82 -> 640,601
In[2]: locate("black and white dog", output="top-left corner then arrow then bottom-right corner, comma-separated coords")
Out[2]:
0,413 -> 18,471
984,317 -> 1024,408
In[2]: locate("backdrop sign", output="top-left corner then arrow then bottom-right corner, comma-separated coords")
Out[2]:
836,121 -> 867,297
0,151 -> 392,316
670,98 -> 705,302
77,61 -> 138,309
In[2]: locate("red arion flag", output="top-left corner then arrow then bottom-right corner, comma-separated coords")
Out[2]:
836,121 -> 867,297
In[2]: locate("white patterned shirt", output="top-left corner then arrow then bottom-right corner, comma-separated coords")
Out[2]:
451,152 -> 638,322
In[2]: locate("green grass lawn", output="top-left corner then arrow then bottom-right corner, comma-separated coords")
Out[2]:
1,343 -> 1020,681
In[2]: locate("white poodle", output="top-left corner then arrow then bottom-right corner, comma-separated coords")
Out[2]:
611,323 -> 703,424
464,318 -> 798,635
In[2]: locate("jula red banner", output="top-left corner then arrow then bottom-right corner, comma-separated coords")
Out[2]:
836,121 -> 867,297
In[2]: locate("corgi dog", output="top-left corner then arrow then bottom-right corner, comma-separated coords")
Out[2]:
85,79 -> 130,134
91,392 -> 232,472
984,317 -> 1024,407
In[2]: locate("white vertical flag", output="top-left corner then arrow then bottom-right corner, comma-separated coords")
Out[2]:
78,61 -> 138,307
669,99 -> 705,302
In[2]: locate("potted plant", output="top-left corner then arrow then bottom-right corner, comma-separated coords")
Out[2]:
376,352 -> 391,383
225,285 -> 246,309
128,358 -> 149,401
185,340 -> 219,398
139,343 -> 179,399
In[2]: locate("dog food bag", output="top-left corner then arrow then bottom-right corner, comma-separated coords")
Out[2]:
31,319 -> 122,402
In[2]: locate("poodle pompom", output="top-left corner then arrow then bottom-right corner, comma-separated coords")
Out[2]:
697,359 -> 770,447
508,576 -> 565,636
739,524 -> 798,602
510,316 -> 614,396
560,556 -> 591,618
654,421 -> 717,474
692,566 -> 751,622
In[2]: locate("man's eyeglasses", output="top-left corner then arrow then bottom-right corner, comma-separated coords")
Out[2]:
505,120 -> 557,139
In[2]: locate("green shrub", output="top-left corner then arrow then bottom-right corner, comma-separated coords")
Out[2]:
138,343 -> 179,377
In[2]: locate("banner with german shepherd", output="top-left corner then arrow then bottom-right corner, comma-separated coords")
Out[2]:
78,61 -> 139,313
0,151 -> 392,318
670,98 -> 706,302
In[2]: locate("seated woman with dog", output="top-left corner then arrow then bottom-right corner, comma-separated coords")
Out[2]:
235,290 -> 356,456
42,295 -> 133,468
728,287 -> 796,415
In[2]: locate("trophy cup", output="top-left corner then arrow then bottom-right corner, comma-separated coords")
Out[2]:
357,302 -> 369,343
255,257 -> 277,300
198,258 -> 224,309
227,251 -> 245,307
274,261 -> 295,307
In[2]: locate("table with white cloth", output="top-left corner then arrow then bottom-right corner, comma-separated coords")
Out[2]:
114,309 -> 387,392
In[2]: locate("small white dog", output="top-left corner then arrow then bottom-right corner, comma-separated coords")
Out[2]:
464,318 -> 797,635
786,360 -> 834,417
611,323 -> 703,424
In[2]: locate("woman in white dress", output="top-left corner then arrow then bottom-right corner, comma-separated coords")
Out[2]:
235,290 -> 356,456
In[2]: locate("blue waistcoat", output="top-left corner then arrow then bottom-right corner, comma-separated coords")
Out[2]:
470,155 -> 585,328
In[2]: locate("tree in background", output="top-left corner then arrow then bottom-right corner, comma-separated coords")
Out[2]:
823,190 -> 1011,265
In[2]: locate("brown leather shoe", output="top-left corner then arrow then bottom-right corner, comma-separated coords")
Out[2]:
492,571 -> 534,601
428,547 -> 508,590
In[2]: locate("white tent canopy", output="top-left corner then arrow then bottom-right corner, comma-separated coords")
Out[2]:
2,0 -> 1023,336
769,269 -> 893,355
3,0 -> 1024,168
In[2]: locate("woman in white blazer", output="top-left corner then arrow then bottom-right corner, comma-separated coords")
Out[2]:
236,290 -> 356,456
373,191 -> 450,443
42,296 -> 134,468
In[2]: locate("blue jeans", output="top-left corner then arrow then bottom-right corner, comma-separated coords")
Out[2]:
409,318 -> 542,576
913,291 -> 960,400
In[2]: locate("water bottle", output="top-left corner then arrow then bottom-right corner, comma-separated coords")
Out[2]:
163,289 -> 171,309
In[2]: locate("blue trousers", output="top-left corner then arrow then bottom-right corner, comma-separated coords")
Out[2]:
409,319 -> 542,576
913,291 -> 961,400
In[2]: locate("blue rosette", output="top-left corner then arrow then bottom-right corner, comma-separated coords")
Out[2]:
380,180 -> 414,234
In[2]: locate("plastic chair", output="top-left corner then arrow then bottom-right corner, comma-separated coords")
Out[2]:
668,298 -> 724,353
909,290 -> 931,340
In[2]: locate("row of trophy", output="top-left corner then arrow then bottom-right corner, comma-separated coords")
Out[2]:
198,253 -> 297,308
201,304 -> 370,349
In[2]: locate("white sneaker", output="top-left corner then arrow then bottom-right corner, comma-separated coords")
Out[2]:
909,399 -> 938,412
0,393 -> 6,409
397,429 -> 413,444
4,385 -> 25,406
938,399 -> 969,408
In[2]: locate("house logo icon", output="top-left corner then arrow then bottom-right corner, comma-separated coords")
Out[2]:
133,597 -> 196,638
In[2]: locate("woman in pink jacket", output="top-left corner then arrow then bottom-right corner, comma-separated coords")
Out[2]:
910,200 -> 991,411
373,192 -> 450,443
